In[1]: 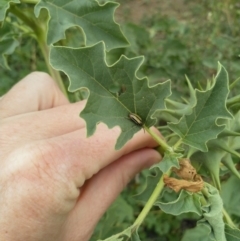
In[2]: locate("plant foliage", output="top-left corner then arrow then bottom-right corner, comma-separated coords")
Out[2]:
1,0 -> 240,240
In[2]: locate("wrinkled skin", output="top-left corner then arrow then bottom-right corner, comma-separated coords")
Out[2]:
0,72 -> 161,241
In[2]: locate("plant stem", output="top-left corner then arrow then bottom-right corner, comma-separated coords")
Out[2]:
9,5 -> 68,97
133,169 -> 171,228
173,138 -> 183,150
227,94 -> 240,107
37,38 -> 68,97
229,77 -> 240,90
9,5 -> 37,31
144,126 -> 173,153
223,208 -> 236,229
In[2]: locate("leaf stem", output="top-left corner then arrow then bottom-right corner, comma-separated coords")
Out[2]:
133,170 -> 171,228
222,208 -> 236,229
227,94 -> 240,108
9,5 -> 68,98
37,38 -> 68,97
144,126 -> 173,153
9,5 -> 38,31
173,138 -> 183,150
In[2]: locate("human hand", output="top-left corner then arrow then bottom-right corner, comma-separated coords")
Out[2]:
0,72 -> 161,241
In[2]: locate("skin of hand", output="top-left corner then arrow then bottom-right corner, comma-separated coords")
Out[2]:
0,72 -> 162,241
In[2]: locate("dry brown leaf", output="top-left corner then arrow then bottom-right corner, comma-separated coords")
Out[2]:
172,158 -> 197,181
163,175 -> 204,193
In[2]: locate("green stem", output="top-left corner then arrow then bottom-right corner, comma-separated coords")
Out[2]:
133,170 -> 171,228
9,5 -> 38,31
229,77 -> 240,90
37,38 -> 68,97
144,126 -> 173,153
9,5 -> 68,97
173,138 -> 183,150
223,208 -> 236,229
227,95 -> 240,108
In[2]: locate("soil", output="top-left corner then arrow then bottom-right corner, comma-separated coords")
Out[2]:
115,0 -> 192,24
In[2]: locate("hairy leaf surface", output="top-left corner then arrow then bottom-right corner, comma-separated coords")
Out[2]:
156,190 -> 202,216
35,0 -> 128,50
202,183 -> 226,241
50,42 -> 171,149
181,223 -> 215,241
0,0 -> 20,22
168,63 -> 232,151
225,225 -> 240,241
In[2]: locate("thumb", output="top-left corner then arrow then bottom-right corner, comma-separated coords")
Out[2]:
63,148 -> 161,241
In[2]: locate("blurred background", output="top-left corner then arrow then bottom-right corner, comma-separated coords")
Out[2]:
1,1 -> 240,240
1,0 -> 240,98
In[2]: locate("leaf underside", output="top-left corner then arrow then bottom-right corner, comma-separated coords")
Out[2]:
50,42 -> 171,149
34,0 -> 129,50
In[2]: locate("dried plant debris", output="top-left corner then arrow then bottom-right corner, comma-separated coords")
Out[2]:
164,158 -> 204,192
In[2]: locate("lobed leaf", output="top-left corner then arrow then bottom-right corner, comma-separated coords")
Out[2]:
50,42 -> 171,149
202,183 -> 226,241
150,151 -> 181,173
135,169 -> 162,204
0,0 -> 20,22
181,223 -> 215,241
168,63 -> 232,152
34,0 -> 128,50
156,190 -> 202,216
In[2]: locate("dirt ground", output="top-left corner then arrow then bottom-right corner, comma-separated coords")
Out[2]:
115,0 -> 193,23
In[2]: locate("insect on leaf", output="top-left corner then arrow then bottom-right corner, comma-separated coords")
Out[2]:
50,42 -> 171,149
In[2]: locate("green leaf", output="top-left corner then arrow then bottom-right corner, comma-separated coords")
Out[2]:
34,0 -> 129,50
156,190 -> 202,216
155,75 -> 196,120
225,225 -> 240,241
202,183 -> 226,241
0,22 -> 19,69
221,176 -> 240,217
91,195 -> 134,240
50,42 -> 171,149
222,155 -> 240,179
181,223 -> 215,241
135,169 -> 162,203
0,0 -> 20,22
151,151 -> 181,173
168,63 -> 232,152
194,150 -> 225,190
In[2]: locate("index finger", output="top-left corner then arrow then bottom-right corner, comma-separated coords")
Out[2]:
0,72 -> 69,119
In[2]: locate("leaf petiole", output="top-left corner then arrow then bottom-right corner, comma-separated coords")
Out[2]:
133,169 -> 171,229
144,126 -> 173,153
222,208 -> 237,229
